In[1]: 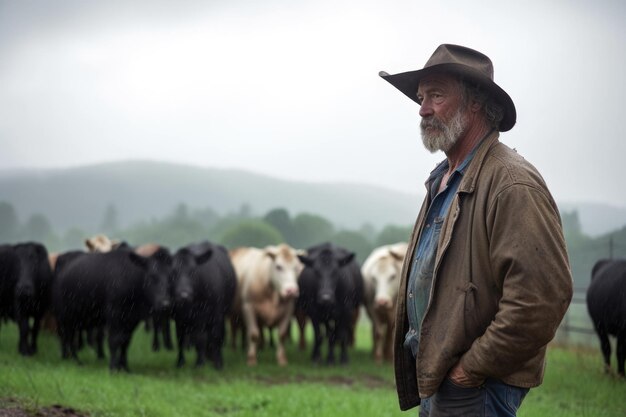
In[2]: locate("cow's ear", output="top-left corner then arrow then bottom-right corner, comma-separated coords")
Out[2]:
339,252 -> 355,266
85,239 -> 95,252
389,248 -> 406,261
154,249 -> 173,266
195,249 -> 213,265
264,246 -> 278,261
128,252 -> 149,269
298,255 -> 314,267
112,240 -> 129,250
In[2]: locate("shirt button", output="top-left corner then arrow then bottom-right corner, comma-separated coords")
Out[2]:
408,292 -> 413,298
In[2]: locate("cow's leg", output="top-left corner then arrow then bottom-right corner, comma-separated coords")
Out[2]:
175,321 -> 186,368
229,314 -> 239,350
108,330 -> 122,371
594,325 -> 612,373
63,323 -> 82,363
95,325 -> 105,359
383,319 -> 395,362
242,302 -> 259,366
258,325 -> 267,350
268,327 -> 275,349
58,323 -> 70,359
296,309 -> 307,351
371,320 -> 379,361
276,302 -> 295,366
207,313 -> 225,370
371,311 -> 384,364
29,316 -> 41,354
163,314 -> 173,350
193,320 -> 208,368
349,308 -> 359,347
617,331 -> 626,377
325,320 -> 338,365
16,315 -> 31,356
119,332 -> 133,372
59,322 -> 78,362
337,312 -> 350,365
311,318 -> 323,364
14,301 -> 31,356
87,327 -> 95,348
70,328 -> 82,364
78,330 -> 86,351
152,316 -> 160,352
213,320 -> 226,370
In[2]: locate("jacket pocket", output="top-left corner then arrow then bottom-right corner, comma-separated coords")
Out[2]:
463,282 -> 481,341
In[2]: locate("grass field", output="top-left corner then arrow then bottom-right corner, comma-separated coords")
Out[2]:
0,319 -> 624,417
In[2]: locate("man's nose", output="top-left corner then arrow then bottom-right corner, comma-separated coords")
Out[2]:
419,100 -> 433,118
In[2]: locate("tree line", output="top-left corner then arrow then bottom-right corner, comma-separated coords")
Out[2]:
0,201 -> 411,264
1,200 -> 624,282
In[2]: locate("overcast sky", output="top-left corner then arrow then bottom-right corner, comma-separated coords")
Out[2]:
1,0 -> 624,207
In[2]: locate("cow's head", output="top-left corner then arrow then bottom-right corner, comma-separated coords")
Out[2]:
171,247 -> 213,305
369,243 -> 406,311
13,242 -> 51,300
85,234 -> 120,253
299,248 -> 354,306
371,257 -> 400,311
130,248 -> 173,313
265,244 -> 302,300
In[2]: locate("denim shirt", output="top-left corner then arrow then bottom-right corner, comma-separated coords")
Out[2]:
404,147 -> 479,358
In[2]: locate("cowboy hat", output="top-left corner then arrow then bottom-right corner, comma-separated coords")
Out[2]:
379,44 -> 516,132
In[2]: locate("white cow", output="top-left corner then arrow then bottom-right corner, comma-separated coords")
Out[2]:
84,234 -> 122,253
362,242 -> 408,364
230,244 -> 303,366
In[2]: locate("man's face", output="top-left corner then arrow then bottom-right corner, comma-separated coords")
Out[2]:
416,74 -> 468,153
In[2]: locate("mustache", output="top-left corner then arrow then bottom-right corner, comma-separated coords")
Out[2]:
420,116 -> 445,130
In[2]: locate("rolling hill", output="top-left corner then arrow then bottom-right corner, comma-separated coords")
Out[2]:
0,160 -> 421,233
1,160 -> 625,237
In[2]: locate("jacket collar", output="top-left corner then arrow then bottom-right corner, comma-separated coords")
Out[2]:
458,130 -> 500,194
423,130 -> 500,195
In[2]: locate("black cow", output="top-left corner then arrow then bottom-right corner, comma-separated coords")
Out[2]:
171,241 -> 237,369
0,242 -> 53,356
134,245 -> 176,353
52,248 -> 172,371
587,259 -> 626,376
297,243 -> 363,365
50,250 -> 102,356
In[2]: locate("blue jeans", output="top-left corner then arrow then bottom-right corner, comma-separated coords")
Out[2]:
419,378 -> 529,417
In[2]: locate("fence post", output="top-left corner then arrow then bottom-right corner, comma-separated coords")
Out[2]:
558,305 -> 570,344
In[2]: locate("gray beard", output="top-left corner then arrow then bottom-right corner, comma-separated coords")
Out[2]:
420,106 -> 468,153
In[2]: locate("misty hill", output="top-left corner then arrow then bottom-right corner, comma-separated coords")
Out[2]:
0,161 -> 421,233
558,202 -> 626,237
1,160 -> 625,236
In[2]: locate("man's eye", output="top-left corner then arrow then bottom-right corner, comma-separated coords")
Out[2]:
432,94 -> 446,103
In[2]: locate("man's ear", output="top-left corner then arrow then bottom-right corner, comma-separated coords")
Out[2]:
470,98 -> 483,113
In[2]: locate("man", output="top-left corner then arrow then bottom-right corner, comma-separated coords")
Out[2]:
379,44 -> 573,416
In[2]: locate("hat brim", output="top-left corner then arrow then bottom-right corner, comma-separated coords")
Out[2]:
379,63 -> 516,132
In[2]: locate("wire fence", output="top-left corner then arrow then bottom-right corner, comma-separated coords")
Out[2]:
556,231 -> 626,346
555,287 -> 597,346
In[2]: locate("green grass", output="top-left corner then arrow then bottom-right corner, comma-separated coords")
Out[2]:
0,320 -> 624,417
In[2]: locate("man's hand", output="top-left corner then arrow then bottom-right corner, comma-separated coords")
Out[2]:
448,362 -> 484,387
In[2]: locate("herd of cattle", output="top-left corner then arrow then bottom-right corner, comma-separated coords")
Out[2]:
2,235 -> 625,378
0,236 -> 408,372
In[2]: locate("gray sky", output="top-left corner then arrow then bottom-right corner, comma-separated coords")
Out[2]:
1,0 -> 625,207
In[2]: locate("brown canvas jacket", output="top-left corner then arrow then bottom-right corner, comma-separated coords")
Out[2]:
394,131 -> 573,410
